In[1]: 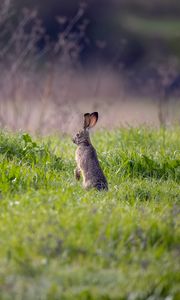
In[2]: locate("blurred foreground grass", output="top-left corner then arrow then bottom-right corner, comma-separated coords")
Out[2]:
0,127 -> 180,300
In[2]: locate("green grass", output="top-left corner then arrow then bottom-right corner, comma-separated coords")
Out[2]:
0,127 -> 180,300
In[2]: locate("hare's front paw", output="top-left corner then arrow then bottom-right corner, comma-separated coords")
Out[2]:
74,167 -> 81,181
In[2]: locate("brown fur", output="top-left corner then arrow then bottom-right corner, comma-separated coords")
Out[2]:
73,112 -> 108,191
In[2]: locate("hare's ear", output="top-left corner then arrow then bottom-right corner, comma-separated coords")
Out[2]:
84,113 -> 91,129
89,112 -> 98,128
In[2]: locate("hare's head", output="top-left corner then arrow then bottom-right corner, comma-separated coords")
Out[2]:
73,112 -> 98,145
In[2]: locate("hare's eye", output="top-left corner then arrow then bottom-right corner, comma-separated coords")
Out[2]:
77,133 -> 80,137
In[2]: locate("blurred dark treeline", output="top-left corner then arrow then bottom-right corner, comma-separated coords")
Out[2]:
14,0 -> 180,68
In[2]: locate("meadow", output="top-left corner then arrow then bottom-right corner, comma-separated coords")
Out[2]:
0,127 -> 179,300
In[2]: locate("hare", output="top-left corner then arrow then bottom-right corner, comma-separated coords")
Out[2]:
73,112 -> 108,191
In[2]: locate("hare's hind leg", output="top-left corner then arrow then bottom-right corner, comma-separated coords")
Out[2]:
95,181 -> 108,191
74,167 -> 81,181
